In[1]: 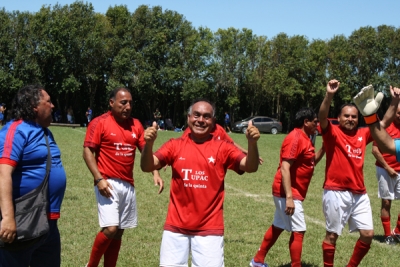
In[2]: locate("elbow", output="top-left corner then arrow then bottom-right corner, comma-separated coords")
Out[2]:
246,165 -> 259,173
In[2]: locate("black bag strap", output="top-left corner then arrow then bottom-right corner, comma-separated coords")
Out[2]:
41,129 -> 51,191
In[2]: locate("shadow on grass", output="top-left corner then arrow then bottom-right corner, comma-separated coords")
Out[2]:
373,234 -> 399,245
277,263 -> 319,267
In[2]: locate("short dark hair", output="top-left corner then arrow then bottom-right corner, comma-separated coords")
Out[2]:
339,103 -> 358,116
10,85 -> 44,121
187,98 -> 216,117
293,107 -> 317,128
109,87 -> 132,100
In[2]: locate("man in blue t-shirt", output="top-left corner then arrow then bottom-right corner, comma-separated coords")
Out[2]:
224,111 -> 231,133
86,106 -> 93,124
0,85 -> 67,267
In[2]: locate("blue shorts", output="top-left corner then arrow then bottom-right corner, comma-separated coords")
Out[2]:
0,220 -> 61,267
0,113 -> 4,121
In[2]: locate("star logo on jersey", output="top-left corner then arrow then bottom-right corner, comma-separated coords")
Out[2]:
358,136 -> 363,142
217,136 -> 221,140
179,157 -> 185,160
111,133 -> 116,136
208,156 -> 215,163
132,133 -> 137,139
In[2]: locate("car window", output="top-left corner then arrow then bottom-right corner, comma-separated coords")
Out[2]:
253,118 -> 262,123
242,116 -> 254,122
262,118 -> 272,122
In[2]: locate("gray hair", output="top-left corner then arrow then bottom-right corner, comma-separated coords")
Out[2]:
187,98 -> 216,117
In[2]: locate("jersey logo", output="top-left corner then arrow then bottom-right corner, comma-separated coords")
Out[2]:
132,133 -> 137,139
179,157 -> 185,160
208,156 -> 215,163
111,133 -> 116,136
358,136 -> 363,142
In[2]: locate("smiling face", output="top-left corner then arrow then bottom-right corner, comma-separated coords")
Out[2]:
187,101 -> 215,142
110,89 -> 132,123
34,90 -> 54,128
338,105 -> 358,132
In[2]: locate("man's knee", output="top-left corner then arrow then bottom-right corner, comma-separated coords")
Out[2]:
102,226 -> 122,238
324,231 -> 338,245
359,229 -> 374,243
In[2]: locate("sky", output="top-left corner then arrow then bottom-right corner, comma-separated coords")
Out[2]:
2,0 -> 400,41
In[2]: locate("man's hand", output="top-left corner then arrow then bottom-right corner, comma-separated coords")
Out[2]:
353,85 -> 384,117
97,179 -> 113,198
285,197 -> 295,216
389,86 -> 400,99
245,120 -> 260,143
326,79 -> 340,94
153,171 -> 164,194
0,217 -> 16,243
144,121 -> 158,144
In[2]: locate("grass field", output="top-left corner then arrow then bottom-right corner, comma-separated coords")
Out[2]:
49,126 -> 400,267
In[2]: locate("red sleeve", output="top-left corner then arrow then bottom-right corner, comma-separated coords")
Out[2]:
281,131 -> 300,161
135,119 -> 146,152
83,116 -> 102,149
154,138 -> 175,167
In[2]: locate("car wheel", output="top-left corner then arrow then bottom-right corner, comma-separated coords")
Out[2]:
271,127 -> 278,135
241,127 -> 247,134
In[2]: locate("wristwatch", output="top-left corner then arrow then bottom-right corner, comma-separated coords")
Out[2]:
95,178 -> 103,185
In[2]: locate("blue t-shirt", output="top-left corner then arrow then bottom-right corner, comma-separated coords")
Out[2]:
0,120 -> 67,219
225,114 -> 230,123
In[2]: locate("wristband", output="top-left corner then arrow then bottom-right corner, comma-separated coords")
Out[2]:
95,178 -> 103,185
364,113 -> 379,125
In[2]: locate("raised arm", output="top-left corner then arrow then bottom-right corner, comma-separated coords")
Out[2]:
240,120 -> 260,172
141,121 -> 161,172
354,85 -> 400,155
319,80 -> 340,132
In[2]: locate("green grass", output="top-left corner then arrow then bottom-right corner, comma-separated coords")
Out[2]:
49,127 -> 400,266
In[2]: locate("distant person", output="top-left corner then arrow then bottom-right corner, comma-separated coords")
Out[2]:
371,103 -> 400,245
83,87 -> 163,267
0,85 -> 67,266
67,106 -> 74,124
224,111 -> 231,133
0,103 -> 6,125
250,108 -> 325,267
53,108 -> 61,123
86,107 -> 93,124
141,98 -> 260,266
153,108 -> 162,126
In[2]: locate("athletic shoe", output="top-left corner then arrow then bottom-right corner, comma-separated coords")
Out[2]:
249,258 -> 269,267
385,235 -> 397,245
392,228 -> 400,242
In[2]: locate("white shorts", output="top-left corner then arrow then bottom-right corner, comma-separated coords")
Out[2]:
95,178 -> 137,229
159,230 -> 224,267
323,190 -> 373,235
272,196 -> 306,232
376,166 -> 400,200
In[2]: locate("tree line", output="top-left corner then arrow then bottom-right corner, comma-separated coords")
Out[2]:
1,1 -> 399,131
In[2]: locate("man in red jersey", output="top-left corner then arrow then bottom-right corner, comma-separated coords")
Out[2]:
141,98 -> 260,267
249,108 -> 325,267
371,104 -> 400,245
319,80 -> 400,267
83,87 -> 163,267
